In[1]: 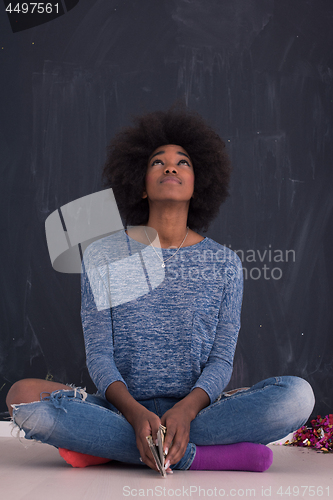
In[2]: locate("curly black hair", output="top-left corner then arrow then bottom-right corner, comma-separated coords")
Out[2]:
103,107 -> 231,232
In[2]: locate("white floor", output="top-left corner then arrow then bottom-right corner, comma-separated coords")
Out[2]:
0,433 -> 332,500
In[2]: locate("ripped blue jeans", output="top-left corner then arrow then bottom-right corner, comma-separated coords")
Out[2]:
11,376 -> 314,470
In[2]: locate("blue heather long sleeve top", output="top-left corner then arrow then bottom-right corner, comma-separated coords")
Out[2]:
81,230 -> 243,404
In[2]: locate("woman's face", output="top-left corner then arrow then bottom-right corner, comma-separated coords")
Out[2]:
143,144 -> 195,204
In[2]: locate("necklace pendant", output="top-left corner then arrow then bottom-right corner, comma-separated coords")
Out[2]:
162,263 -> 165,268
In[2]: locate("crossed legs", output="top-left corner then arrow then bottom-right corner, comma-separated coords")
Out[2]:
6,376 -> 315,471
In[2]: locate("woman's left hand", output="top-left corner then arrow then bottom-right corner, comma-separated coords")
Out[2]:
160,403 -> 193,468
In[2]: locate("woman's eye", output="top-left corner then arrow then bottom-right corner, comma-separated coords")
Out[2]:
151,159 -> 163,166
179,159 -> 190,166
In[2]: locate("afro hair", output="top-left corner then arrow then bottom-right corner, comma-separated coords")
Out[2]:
103,107 -> 231,232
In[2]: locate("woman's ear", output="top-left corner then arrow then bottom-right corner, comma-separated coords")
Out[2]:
142,190 -> 147,199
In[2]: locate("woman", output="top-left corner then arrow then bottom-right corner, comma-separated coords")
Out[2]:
6,108 -> 315,473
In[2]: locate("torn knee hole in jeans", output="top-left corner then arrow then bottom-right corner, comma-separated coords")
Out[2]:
10,385 -> 88,445
39,386 -> 88,411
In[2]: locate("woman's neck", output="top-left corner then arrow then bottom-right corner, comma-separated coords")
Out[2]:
146,221 -> 188,249
145,202 -> 188,242
145,207 -> 203,248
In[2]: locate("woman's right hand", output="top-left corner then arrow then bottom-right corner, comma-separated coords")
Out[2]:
130,407 -> 162,472
105,381 -> 171,473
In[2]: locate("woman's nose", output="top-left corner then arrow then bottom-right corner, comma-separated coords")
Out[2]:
164,163 -> 178,174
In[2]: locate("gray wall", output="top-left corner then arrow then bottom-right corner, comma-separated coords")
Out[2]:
1,0 -> 332,419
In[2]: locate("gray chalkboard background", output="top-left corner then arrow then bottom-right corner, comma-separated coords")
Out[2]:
1,0 -> 332,420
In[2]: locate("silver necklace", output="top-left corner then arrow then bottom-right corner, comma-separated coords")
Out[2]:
144,227 -> 189,268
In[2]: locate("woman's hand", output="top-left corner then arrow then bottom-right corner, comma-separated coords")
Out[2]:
130,407 -> 164,472
160,403 -> 193,468
160,388 -> 210,468
106,382 -> 170,473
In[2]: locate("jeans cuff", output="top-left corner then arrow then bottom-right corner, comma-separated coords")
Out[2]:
173,443 -> 196,470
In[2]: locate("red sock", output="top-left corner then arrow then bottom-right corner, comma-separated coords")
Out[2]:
59,448 -> 112,468
189,442 -> 273,472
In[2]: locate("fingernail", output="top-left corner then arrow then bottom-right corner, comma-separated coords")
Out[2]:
155,439 -> 158,446
164,447 -> 169,456
165,459 -> 170,469
167,468 -> 173,474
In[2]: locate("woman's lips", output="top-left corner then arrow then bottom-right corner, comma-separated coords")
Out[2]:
161,177 -> 181,184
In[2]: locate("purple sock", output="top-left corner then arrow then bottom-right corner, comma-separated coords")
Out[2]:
189,442 -> 273,472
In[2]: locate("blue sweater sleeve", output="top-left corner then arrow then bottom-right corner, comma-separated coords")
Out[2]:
80,257 -> 127,396
191,256 -> 243,403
